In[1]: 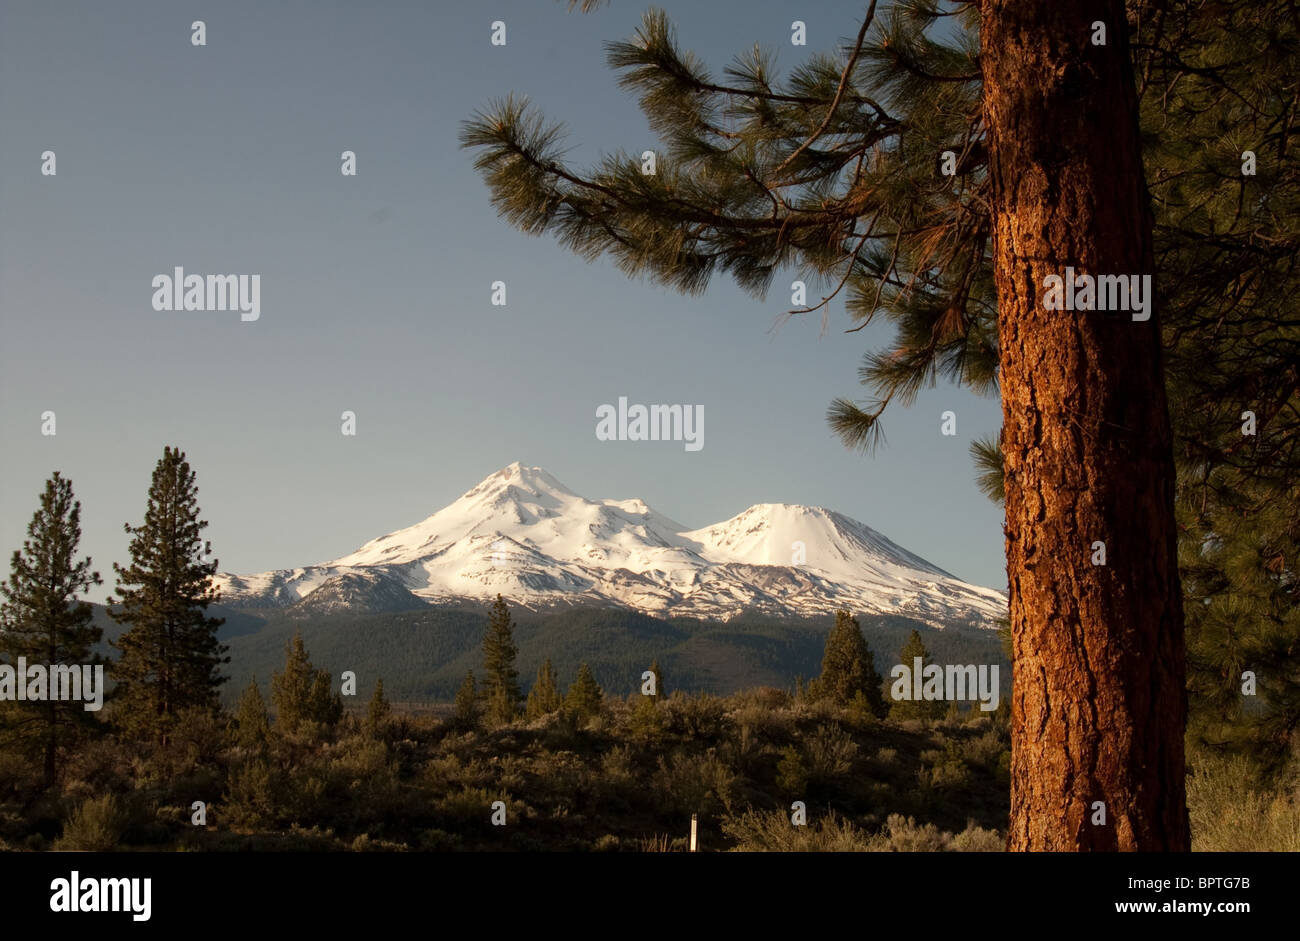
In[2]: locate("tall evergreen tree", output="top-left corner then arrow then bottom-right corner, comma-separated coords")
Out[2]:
565,662 -> 603,722
460,0 -> 1226,849
310,670 -> 343,728
525,657 -> 563,719
270,632 -> 313,731
270,631 -> 341,734
366,677 -> 392,735
647,658 -> 664,704
962,0 -> 1300,786
482,594 -> 521,724
981,0 -> 1188,854
890,629 -> 945,721
0,473 -> 103,786
233,677 -> 270,752
109,447 -> 228,744
812,609 -> 885,715
1139,2 -> 1300,778
453,669 -> 478,728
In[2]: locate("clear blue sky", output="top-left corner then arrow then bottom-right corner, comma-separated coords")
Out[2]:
0,0 -> 1005,603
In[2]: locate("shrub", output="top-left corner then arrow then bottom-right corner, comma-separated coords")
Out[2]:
425,754 -> 490,793
1187,752 -> 1300,852
638,833 -> 681,852
866,814 -> 952,851
863,814 -> 1004,851
729,703 -> 793,741
728,687 -> 791,712
722,809 -> 871,851
719,723 -> 766,778
775,745 -> 808,797
223,759 -> 278,829
418,827 -> 464,851
918,740 -> 971,792
433,786 -> 504,830
625,696 -> 667,744
664,694 -> 726,739
959,728 -> 1007,769
804,725 -> 858,782
350,833 -> 408,851
950,822 -> 1004,851
652,750 -> 737,817
55,794 -> 130,851
599,745 -> 638,791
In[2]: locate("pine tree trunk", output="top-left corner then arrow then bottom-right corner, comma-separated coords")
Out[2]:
979,0 -> 1190,849
44,624 -> 57,789
44,699 -> 57,789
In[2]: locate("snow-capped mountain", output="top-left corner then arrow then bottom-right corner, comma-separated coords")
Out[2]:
213,462 -> 1007,626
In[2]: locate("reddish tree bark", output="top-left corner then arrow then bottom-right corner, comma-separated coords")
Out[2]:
980,0 -> 1190,850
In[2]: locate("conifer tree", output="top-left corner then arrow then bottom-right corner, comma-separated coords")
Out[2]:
957,1 -> 1300,788
1137,2 -> 1300,778
482,595 -> 521,724
0,473 -> 103,786
890,629 -> 945,721
460,0 -> 1244,849
565,662 -> 603,722
365,677 -> 391,735
647,658 -> 664,704
812,609 -> 885,715
270,631 -> 312,732
233,677 -> 270,752
453,670 -> 478,729
109,447 -> 228,744
270,631 -> 340,734
775,745 -> 808,797
310,670 -> 344,729
525,657 -> 563,719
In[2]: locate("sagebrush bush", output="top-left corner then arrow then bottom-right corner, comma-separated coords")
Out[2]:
638,833 -> 681,852
433,786 -> 504,830
223,759 -> 278,829
722,809 -> 871,851
959,729 -> 1006,769
804,724 -> 858,782
599,744 -> 638,791
1187,752 -> 1300,852
652,750 -> 737,817
55,793 -> 130,851
350,833 -> 408,851
950,822 -> 1004,851
729,704 -> 794,741
719,725 -> 766,778
664,694 -> 727,738
864,814 -> 1003,851
918,740 -> 972,792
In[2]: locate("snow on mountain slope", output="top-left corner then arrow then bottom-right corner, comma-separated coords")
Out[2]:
681,503 -> 952,583
212,462 -> 1007,626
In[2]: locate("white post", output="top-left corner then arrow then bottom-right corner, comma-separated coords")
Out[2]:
690,813 -> 698,852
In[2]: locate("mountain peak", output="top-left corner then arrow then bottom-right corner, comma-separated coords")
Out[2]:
216,465 -> 1006,626
471,462 -> 573,498
738,502 -> 833,517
